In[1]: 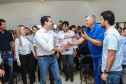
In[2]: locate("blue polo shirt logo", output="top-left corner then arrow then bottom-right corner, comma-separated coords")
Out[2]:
93,35 -> 96,39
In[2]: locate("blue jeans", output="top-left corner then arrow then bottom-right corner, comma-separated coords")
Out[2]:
106,71 -> 122,84
1,51 -> 13,84
93,57 -> 102,84
61,54 -> 74,78
38,55 -> 62,84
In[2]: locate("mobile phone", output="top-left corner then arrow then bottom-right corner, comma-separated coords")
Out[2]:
81,29 -> 85,34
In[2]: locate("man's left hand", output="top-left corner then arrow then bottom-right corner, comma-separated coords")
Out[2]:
101,73 -> 108,81
81,32 -> 88,40
74,52 -> 76,58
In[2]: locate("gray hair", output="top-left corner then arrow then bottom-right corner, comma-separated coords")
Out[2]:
85,15 -> 96,23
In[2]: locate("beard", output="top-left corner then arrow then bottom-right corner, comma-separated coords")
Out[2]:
25,33 -> 29,35
101,23 -> 106,29
102,25 -> 106,29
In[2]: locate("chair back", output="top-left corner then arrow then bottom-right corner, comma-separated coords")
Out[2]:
0,63 -> 11,84
81,55 -> 93,64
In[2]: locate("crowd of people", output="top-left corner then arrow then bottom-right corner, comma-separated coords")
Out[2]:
0,10 -> 126,84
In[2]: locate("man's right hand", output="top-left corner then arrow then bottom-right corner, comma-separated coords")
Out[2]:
0,69 -> 5,77
57,46 -> 67,52
62,41 -> 72,49
17,62 -> 21,66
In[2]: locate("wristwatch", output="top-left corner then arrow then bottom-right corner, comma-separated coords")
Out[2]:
104,70 -> 109,74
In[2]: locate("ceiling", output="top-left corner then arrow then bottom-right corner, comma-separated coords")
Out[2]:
0,0 -> 94,4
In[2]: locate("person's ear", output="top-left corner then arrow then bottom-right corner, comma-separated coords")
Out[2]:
105,20 -> 108,25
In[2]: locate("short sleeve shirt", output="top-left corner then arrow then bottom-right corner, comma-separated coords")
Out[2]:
102,26 -> 123,72
85,23 -> 105,58
0,30 -> 14,51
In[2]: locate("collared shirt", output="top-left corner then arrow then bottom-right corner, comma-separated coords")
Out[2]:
85,23 -> 105,58
53,30 -> 60,47
102,26 -> 123,72
0,30 -> 14,51
29,34 -> 36,46
15,36 -> 35,62
54,30 -> 58,34
58,30 -> 77,55
121,36 -> 126,65
29,34 -> 34,45
35,28 -> 64,56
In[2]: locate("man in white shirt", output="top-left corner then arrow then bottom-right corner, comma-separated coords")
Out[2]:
35,16 -> 77,84
100,11 -> 123,84
57,21 -> 77,82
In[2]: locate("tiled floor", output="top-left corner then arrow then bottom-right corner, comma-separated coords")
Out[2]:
14,70 -> 95,84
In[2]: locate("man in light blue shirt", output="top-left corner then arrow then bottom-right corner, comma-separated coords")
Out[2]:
100,10 -> 123,84
121,28 -> 126,84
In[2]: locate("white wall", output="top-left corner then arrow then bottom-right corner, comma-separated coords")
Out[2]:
0,0 -> 126,30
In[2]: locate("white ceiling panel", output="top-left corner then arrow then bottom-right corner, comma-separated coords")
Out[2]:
0,0 -> 94,4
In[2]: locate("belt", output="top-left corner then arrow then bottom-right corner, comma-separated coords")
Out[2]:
39,54 -> 53,57
25,54 -> 30,56
0,50 -> 11,53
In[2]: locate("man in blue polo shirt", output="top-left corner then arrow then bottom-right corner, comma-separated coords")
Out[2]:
0,19 -> 16,84
64,15 -> 105,84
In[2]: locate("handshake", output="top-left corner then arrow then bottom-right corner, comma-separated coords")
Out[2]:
56,41 -> 72,52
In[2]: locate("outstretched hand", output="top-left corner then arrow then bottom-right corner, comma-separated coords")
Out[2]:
62,41 -> 72,49
70,35 -> 78,38
57,46 -> 67,52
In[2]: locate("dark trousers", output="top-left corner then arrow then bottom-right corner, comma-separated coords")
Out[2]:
32,55 -> 36,82
19,52 -> 35,84
61,54 -> 74,78
49,68 -> 55,84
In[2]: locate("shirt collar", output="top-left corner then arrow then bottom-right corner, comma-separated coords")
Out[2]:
41,28 -> 51,33
105,25 -> 115,36
92,23 -> 97,32
63,30 -> 70,33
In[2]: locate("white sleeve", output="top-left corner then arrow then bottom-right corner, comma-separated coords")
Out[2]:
54,39 -> 60,47
33,38 -> 36,47
35,33 -> 53,52
15,39 -> 20,62
72,32 -> 78,49
53,31 -> 64,40
107,34 -> 118,50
